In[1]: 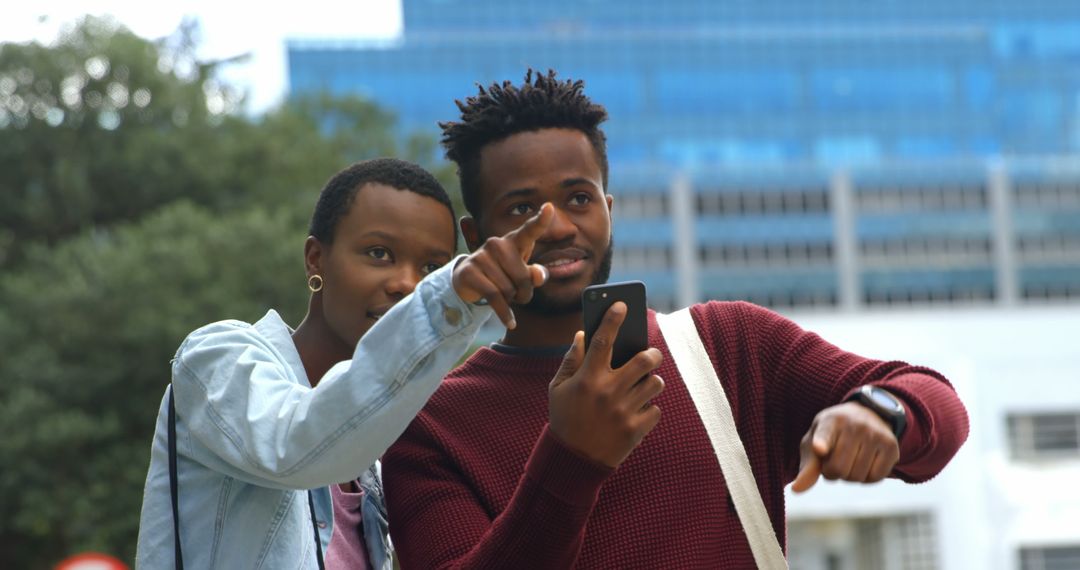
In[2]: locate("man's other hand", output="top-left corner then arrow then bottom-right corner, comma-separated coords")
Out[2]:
791,402 -> 900,493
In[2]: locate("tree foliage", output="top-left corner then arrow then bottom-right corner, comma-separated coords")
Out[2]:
0,202 -> 306,565
0,16 -> 458,568
0,17 -> 457,270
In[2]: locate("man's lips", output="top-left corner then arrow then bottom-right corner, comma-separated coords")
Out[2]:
532,248 -> 590,280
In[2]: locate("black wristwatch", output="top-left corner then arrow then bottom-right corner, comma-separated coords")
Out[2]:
847,385 -> 907,440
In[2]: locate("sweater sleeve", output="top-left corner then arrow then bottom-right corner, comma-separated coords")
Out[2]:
706,302 -> 969,484
384,421 -> 613,570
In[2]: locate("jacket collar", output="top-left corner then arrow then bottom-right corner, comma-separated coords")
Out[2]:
252,309 -> 312,387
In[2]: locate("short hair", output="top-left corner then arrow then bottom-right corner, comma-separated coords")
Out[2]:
309,157 -> 456,245
440,69 -> 609,218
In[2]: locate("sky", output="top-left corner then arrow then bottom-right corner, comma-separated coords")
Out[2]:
0,0 -> 403,113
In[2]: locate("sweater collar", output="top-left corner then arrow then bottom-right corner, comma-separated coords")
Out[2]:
464,345 -> 567,374
489,342 -> 572,358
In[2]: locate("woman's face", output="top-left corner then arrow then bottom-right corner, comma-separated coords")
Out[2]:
308,182 -> 456,348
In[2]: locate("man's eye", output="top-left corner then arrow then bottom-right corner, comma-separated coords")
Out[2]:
367,247 -> 391,261
509,204 -> 535,216
422,262 -> 442,275
569,193 -> 591,206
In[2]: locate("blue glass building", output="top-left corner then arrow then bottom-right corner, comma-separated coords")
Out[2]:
288,0 -> 1080,311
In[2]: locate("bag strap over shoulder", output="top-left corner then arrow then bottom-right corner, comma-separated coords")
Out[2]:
168,385 -> 184,570
655,308 -> 788,569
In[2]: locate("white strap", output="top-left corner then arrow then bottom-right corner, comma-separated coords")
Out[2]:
656,308 -> 788,569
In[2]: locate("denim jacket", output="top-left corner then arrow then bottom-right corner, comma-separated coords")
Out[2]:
136,259 -> 489,569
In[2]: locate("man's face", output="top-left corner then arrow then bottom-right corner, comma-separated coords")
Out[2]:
310,183 -> 456,347
463,128 -> 613,315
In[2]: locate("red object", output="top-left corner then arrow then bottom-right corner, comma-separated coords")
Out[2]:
55,552 -> 128,570
385,301 -> 970,569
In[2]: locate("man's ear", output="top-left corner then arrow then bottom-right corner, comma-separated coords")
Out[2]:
303,236 -> 323,277
606,194 -> 614,219
460,216 -> 482,251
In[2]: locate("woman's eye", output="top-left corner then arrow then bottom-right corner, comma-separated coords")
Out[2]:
367,247 -> 391,261
509,203 -> 535,216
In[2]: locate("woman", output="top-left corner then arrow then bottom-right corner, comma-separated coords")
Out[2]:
136,158 -> 552,569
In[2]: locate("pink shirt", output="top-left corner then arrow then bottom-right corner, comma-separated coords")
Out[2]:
325,481 -> 370,570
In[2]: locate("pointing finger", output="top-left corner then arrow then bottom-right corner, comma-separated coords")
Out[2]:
792,452 -> 822,493
506,203 -> 555,261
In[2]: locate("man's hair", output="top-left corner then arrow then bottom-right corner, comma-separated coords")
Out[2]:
440,69 -> 609,218
309,157 -> 456,245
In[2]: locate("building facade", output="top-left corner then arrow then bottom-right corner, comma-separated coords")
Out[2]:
288,0 -> 1080,312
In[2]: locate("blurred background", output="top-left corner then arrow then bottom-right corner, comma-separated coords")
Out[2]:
2,1 -> 1078,569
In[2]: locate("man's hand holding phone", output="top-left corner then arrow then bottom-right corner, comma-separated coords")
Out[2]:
548,302 -> 665,468
452,203 -> 554,329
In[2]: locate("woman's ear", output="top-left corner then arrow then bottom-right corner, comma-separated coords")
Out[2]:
304,236 -> 323,277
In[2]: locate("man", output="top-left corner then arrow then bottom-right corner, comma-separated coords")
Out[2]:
383,71 -> 970,569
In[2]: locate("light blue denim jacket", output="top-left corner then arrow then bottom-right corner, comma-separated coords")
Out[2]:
136,260 -> 489,569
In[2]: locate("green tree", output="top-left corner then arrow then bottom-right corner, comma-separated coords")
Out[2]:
0,16 -> 459,270
0,17 -> 230,267
0,202 -> 308,567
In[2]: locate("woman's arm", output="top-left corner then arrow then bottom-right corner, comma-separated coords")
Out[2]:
172,259 -> 491,489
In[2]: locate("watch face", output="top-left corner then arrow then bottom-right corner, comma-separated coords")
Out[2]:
868,387 -> 901,411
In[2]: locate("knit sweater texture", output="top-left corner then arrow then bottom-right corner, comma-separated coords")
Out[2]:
384,301 -> 970,569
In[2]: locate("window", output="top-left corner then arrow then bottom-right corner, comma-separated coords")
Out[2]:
655,70 -> 800,114
861,267 -> 997,306
815,136 -> 881,166
699,268 -> 837,310
788,513 -> 939,570
1020,266 -> 1080,301
964,67 -> 995,111
1017,235 -> 1080,258
895,137 -> 956,159
811,67 -> 954,112
1020,546 -> 1080,570
612,246 -> 672,271
1014,181 -> 1080,209
700,242 -> 833,268
568,71 -> 645,116
1007,412 -> 1080,460
1000,89 -> 1064,142
612,193 -> 669,218
856,185 -> 988,213
859,237 -> 993,269
697,189 -> 830,215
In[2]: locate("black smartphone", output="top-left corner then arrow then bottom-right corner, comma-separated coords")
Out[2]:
582,281 -> 648,369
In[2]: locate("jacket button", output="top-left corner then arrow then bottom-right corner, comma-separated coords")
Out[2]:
443,304 -> 462,326
317,521 -> 327,529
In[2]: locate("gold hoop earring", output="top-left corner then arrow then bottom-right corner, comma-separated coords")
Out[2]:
307,275 -> 323,293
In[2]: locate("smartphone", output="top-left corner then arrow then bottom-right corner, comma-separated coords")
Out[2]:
582,281 -> 648,369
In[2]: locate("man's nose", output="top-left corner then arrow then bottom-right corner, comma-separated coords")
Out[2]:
540,206 -> 578,242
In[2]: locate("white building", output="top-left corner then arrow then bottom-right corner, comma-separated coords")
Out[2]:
784,304 -> 1080,570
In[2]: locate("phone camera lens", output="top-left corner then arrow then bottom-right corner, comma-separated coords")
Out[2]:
588,291 -> 599,301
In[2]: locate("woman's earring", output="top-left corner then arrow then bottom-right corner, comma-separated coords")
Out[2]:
307,274 -> 324,293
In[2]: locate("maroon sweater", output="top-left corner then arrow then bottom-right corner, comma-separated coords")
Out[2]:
384,302 -> 969,569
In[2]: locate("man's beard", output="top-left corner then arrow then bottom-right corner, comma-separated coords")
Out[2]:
520,238 -> 614,316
